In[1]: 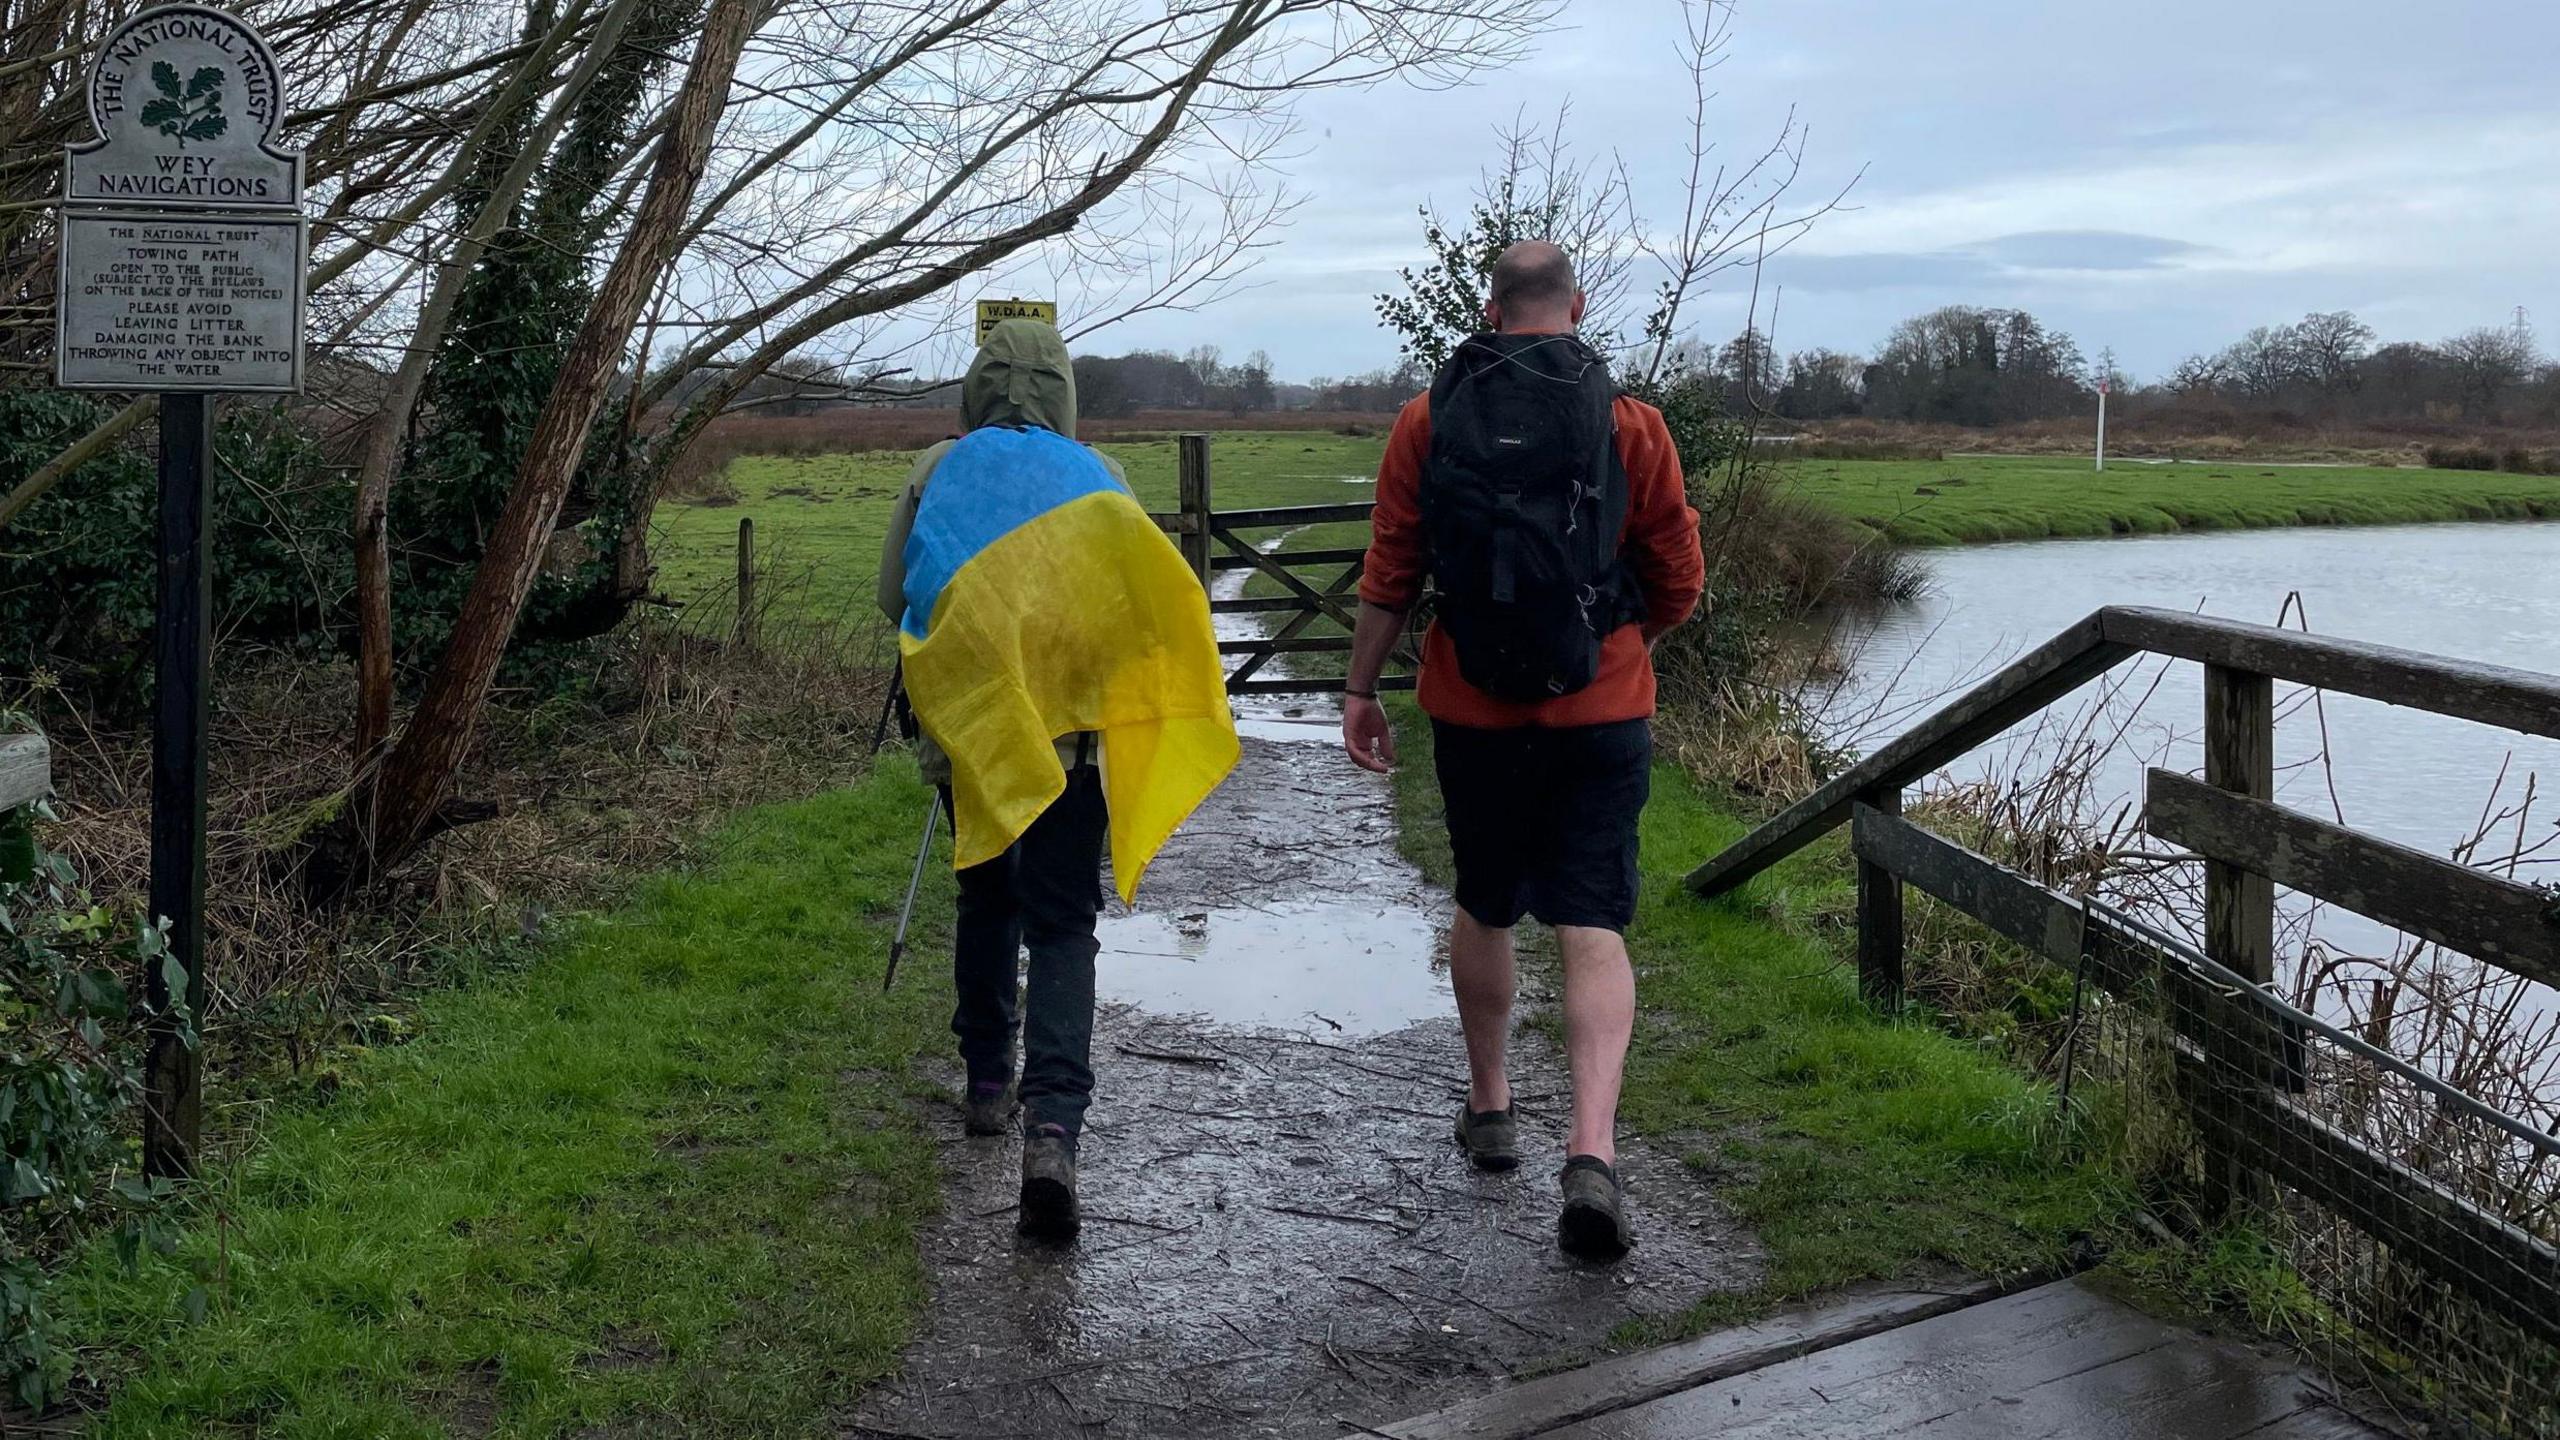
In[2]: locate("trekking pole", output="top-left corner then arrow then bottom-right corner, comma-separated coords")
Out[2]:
881,795 -> 940,993
869,665 -> 906,755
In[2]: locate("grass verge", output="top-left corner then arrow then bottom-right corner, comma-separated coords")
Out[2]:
61,761 -> 956,1437
1385,699 -> 2125,1342
1787,455 -> 2560,546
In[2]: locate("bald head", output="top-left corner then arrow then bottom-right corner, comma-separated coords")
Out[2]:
1485,241 -> 1583,332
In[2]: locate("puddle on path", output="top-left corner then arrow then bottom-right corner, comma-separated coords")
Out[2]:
1097,731 -> 1449,1034
1097,900 -> 1449,1036
1232,713 -> 1340,745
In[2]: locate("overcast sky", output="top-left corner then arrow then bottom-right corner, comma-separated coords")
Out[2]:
1090,0 -> 2558,385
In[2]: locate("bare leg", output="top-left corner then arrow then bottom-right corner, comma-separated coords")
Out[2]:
1555,925 -> 1635,1164
1447,909 -> 1516,1112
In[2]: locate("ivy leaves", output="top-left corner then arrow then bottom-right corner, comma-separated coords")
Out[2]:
137,60 -> 227,146
0,799 -> 185,1408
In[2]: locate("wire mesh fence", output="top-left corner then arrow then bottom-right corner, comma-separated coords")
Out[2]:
2061,897 -> 2560,1438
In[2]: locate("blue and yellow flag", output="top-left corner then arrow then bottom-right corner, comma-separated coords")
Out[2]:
901,425 -> 1236,902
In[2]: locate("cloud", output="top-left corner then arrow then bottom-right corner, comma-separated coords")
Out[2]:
1963,231 -> 2215,272
1767,231 -> 2211,294
1072,0 -> 2560,381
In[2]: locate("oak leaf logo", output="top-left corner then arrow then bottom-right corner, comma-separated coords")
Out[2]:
138,60 -> 226,147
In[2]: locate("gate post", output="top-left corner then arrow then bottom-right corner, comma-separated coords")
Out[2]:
1178,432 -> 1212,588
2201,662 -> 2275,1215
1855,785 -> 1906,1009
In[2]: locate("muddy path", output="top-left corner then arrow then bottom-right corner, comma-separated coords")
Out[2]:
848,726 -> 1764,1440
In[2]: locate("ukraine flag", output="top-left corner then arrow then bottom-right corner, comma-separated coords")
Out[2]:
900,424 -> 1237,903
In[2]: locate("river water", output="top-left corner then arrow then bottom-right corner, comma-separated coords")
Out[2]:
1823,518 -> 2560,973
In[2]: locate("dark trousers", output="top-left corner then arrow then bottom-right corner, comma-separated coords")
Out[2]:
949,764 -> 1105,1139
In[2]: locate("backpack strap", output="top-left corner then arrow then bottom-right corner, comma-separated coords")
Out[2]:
1490,487 -> 1523,604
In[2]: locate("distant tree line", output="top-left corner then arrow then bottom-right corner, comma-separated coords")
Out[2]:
724,303 -> 2559,432
2158,311 -> 2552,426
1734,304 -> 2559,429
1071,346 -> 1277,417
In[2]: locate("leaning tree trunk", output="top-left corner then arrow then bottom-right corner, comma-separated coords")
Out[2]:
318,0 -> 756,891
350,0 -> 641,759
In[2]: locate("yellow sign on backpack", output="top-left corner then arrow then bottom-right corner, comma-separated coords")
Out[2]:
975,297 -> 1056,344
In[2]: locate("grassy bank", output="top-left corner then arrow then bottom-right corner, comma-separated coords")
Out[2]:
654,430 -> 1389,631
62,764 -> 954,1437
1384,702 -> 2123,1335
1788,454 -> 2560,546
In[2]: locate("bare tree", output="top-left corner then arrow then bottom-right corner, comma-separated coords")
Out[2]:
2219,324 -> 2307,400
2441,324 -> 2537,418
1375,0 -> 1856,381
5,0 -> 1560,889
329,0 -> 760,886
2292,310 -> 2375,398
350,0 -> 653,761
2168,351 -> 2229,395
1628,0 -> 1861,388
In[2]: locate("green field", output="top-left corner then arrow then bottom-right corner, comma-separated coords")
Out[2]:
653,431 -> 1387,634
654,438 -> 2560,635
1785,454 -> 2560,546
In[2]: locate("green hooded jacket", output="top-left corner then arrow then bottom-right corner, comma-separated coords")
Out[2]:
875,319 -> 1128,779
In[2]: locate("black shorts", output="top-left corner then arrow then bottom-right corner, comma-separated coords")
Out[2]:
1430,718 -> 1651,933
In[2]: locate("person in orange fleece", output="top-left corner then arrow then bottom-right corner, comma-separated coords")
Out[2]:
1341,241 -> 1703,1260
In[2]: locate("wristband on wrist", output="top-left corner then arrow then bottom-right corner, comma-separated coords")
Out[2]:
1343,686 -> 1378,700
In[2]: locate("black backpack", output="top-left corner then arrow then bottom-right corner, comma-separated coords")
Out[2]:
1419,332 -> 1639,702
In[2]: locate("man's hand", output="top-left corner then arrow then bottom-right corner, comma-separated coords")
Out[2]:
1342,693 -> 1396,773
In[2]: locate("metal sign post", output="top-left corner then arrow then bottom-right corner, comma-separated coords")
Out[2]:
2095,377 -> 2109,473
56,4 -> 305,1178
142,392 -> 212,1176
975,296 -> 1056,345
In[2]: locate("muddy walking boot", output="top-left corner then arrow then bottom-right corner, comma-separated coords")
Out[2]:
1454,1103 -> 1520,1172
1019,1125 -> 1080,1242
963,1079 -> 1017,1137
1558,1155 -> 1633,1261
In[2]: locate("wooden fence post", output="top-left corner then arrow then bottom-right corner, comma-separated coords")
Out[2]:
1856,785 -> 1906,1008
2202,662 -> 2275,1214
734,516 -> 756,649
1178,432 -> 1212,588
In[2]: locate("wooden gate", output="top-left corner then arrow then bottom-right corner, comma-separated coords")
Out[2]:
1156,433 -> 1419,696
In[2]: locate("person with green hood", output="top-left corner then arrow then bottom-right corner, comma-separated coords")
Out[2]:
875,319 -> 1184,1243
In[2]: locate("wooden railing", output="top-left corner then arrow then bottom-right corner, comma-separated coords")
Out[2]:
1687,606 -> 2560,1414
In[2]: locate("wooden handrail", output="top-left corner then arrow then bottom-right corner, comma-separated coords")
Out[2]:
1688,606 -> 2560,900
1686,611 -> 2132,898
2103,607 -> 2560,742
2145,768 -> 2560,990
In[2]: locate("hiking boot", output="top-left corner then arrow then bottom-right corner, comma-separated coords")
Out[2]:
1453,1103 -> 1520,1172
963,1079 -> 1016,1137
1019,1126 -> 1080,1243
1558,1155 -> 1633,1261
